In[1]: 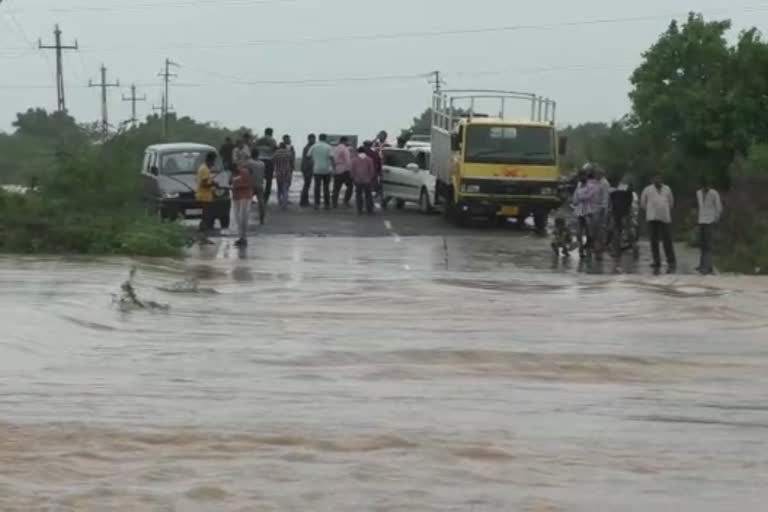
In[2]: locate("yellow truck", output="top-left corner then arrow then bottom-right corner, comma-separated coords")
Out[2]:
430,89 -> 566,231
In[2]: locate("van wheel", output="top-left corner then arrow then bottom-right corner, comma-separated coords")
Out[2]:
161,207 -> 178,222
419,188 -> 433,214
395,198 -> 406,210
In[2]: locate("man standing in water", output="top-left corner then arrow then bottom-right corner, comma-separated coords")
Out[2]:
231,154 -> 253,247
196,151 -> 218,245
246,149 -> 267,226
640,175 -> 676,273
572,170 -> 595,258
696,178 -> 723,275
363,140 -> 384,207
255,128 -> 278,204
273,142 -> 294,209
332,136 -> 353,208
300,134 -> 316,207
351,147 -> 376,214
592,166 -> 612,260
308,133 -> 335,209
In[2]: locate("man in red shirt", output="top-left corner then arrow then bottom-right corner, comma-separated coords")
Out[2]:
363,140 -> 383,207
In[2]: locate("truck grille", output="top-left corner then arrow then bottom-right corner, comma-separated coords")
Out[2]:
461,179 -> 556,196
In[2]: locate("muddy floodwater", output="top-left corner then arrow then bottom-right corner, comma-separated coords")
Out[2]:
1,233 -> 767,511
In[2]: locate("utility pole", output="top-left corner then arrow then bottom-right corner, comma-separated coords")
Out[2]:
122,84 -> 146,128
88,64 -> 120,140
38,24 -> 79,112
158,58 -> 179,138
429,70 -> 445,94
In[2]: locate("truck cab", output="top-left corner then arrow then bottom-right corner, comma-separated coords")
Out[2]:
430,90 -> 565,230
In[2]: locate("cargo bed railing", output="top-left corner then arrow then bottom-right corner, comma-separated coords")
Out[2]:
432,89 -> 556,131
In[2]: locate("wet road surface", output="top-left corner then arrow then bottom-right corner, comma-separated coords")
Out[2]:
1,206 -> 766,511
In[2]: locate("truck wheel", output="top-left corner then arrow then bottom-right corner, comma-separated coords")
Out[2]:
533,210 -> 549,235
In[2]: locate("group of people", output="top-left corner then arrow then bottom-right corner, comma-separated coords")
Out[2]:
209,129 -> 392,247
554,163 -> 723,274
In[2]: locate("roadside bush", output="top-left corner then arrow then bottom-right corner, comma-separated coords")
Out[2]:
0,147 -> 193,257
713,156 -> 768,273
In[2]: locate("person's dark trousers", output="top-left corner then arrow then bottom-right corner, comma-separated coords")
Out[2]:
612,212 -> 625,258
199,201 -> 216,236
300,169 -> 313,206
356,184 -> 374,214
648,220 -> 676,268
314,174 -> 331,209
332,171 -> 354,207
261,159 -> 275,204
698,223 -> 714,273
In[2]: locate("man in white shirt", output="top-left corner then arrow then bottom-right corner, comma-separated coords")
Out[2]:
640,175 -> 676,272
696,178 -> 723,275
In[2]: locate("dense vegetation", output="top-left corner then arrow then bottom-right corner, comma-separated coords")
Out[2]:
0,110 -> 242,256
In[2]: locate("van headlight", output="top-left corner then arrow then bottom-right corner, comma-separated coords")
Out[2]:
461,184 -> 480,193
540,187 -> 554,196
163,192 -> 180,199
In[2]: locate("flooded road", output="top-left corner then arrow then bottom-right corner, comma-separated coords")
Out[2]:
1,231 -> 767,511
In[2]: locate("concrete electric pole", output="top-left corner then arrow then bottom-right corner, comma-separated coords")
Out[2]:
38,24 -> 79,112
88,65 -> 120,140
158,58 -> 179,138
429,70 -> 445,94
122,84 -> 146,128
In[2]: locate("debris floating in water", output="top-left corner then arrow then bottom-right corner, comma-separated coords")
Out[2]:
158,277 -> 218,295
114,266 -> 170,311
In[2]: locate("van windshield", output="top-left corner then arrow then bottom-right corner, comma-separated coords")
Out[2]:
464,125 -> 555,165
160,151 -> 221,174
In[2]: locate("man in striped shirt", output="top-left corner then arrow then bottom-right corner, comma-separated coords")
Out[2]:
273,142 -> 294,209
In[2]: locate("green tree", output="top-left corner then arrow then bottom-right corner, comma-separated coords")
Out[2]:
629,13 -> 768,188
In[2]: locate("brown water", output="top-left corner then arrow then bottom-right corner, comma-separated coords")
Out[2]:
1,235 -> 767,511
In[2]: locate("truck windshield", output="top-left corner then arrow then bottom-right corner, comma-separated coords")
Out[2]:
464,125 -> 555,165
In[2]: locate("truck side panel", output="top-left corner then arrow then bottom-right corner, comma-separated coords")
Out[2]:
430,127 -> 453,184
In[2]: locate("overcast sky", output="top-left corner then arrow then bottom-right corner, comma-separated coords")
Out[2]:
1,0 -> 766,141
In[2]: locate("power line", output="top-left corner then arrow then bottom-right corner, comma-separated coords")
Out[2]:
38,24 -> 79,112
0,64 -> 632,91
8,0 -> 295,13
3,4 -> 767,55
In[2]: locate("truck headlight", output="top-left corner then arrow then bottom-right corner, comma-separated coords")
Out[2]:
163,192 -> 180,199
540,187 -> 553,196
462,184 -> 480,193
